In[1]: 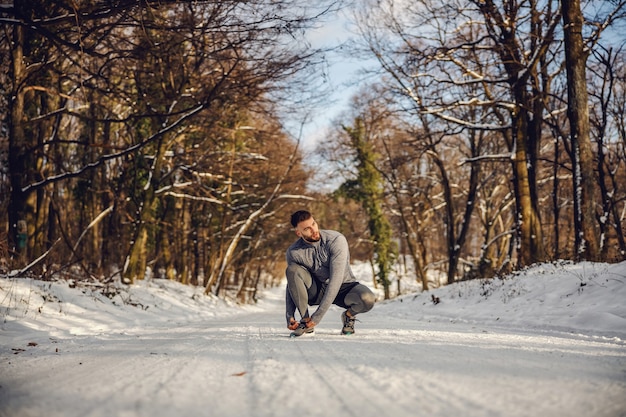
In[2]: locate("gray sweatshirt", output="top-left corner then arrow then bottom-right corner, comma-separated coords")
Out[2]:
285,229 -> 356,324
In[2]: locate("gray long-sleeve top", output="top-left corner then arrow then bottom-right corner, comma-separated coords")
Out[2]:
285,229 -> 356,325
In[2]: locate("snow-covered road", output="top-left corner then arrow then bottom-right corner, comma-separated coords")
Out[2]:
2,279 -> 625,417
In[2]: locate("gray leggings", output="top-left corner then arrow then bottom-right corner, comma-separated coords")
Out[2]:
286,264 -> 375,318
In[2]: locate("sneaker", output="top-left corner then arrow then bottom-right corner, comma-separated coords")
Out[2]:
290,321 -> 315,337
341,310 -> 356,335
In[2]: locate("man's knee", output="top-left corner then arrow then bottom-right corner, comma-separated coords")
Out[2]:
285,264 -> 311,285
346,285 -> 376,314
360,288 -> 376,312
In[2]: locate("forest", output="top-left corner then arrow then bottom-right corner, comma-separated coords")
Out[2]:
1,0 -> 625,302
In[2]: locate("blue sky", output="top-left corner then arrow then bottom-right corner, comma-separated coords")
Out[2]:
285,7 -> 367,153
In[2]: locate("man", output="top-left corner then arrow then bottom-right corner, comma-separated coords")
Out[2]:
285,210 -> 376,336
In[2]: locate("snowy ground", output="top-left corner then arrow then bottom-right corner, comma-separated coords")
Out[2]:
1,261 -> 625,417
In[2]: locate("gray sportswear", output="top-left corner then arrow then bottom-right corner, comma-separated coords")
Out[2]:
285,229 -> 356,325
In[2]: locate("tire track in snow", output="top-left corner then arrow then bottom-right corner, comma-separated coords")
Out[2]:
77,329 -> 210,417
345,324 -> 626,417
242,324 -> 313,416
330,328 -> 497,416
287,330 -> 415,417
1,332 -> 179,417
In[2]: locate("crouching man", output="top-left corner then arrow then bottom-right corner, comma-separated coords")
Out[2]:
285,210 -> 375,336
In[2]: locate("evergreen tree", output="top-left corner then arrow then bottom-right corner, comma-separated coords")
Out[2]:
339,118 -> 396,299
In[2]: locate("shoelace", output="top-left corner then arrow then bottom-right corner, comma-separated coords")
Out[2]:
295,322 -> 313,334
343,316 -> 357,328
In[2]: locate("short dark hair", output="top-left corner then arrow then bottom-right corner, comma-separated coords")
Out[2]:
290,210 -> 312,228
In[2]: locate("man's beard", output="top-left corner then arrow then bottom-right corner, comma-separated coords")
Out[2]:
302,233 -> 320,243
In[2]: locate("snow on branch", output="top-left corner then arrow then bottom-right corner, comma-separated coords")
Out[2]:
274,194 -> 316,201
162,192 -> 226,206
420,107 -> 511,131
460,153 -> 513,165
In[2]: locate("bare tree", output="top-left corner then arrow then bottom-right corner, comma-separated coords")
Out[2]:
589,45 -> 626,258
0,0 -> 335,291
345,0 -> 626,281
561,0 -> 600,260
352,0 -> 515,281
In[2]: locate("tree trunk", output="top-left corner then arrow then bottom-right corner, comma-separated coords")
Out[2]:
399,213 -> 428,290
512,110 -> 545,266
159,195 -> 177,281
123,137 -> 166,284
434,155 -> 458,285
552,133 -> 561,258
180,200 -> 191,285
430,146 -> 478,284
7,23 -> 32,265
87,102 -> 102,271
380,137 -> 428,289
342,118 -> 394,299
125,221 -> 150,283
474,0 -> 547,267
561,0 -> 600,261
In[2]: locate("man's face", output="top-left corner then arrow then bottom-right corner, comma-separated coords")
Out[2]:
295,217 -> 320,243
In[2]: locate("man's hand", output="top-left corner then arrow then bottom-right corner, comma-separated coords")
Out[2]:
288,317 -> 316,330
288,318 -> 299,330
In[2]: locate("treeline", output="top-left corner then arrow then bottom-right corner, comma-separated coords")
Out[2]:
317,0 -> 626,296
1,1 -> 625,303
0,0 -> 334,301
